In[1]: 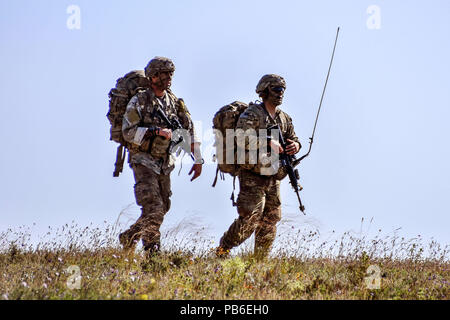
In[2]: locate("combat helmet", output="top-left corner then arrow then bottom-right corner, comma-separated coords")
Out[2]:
144,56 -> 175,77
255,74 -> 286,96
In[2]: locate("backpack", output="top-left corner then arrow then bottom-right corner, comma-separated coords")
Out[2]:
211,101 -> 249,204
107,70 -> 151,177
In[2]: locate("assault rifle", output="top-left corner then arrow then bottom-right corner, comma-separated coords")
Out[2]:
152,103 -> 196,162
268,124 -> 306,214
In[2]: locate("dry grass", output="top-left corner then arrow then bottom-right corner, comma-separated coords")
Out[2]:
0,219 -> 448,300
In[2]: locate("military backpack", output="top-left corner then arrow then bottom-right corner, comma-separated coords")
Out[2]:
211,101 -> 254,208
211,101 -> 249,181
106,70 -> 151,177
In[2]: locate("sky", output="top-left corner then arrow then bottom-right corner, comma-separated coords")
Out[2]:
1,0 -> 449,250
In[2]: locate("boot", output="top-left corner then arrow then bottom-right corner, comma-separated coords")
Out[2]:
215,246 -> 230,259
119,231 -> 138,251
143,242 -> 161,259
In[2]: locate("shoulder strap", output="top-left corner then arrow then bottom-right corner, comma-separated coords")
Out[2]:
113,145 -> 127,177
212,165 -> 220,187
230,175 -> 237,206
166,89 -> 179,112
252,102 -> 272,128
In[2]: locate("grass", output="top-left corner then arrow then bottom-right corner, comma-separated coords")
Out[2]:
0,219 -> 448,300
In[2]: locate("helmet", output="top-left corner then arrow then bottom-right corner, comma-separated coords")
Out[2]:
255,74 -> 286,95
144,56 -> 175,77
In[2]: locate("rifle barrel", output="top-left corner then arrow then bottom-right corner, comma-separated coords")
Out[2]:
295,191 -> 306,214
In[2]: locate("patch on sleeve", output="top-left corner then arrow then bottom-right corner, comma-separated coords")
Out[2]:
176,98 -> 191,116
125,108 -> 141,125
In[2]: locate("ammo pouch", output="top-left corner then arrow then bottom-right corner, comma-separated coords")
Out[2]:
149,135 -> 171,159
274,167 -> 288,180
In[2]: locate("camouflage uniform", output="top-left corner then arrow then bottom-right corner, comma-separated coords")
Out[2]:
219,74 -> 300,257
120,57 -> 197,252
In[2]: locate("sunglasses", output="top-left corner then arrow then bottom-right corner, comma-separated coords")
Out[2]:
270,86 -> 285,93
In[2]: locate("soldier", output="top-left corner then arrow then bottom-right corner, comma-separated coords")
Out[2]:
217,74 -> 301,258
119,56 -> 203,255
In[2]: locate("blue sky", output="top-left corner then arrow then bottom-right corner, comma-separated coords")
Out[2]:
1,0 -> 449,249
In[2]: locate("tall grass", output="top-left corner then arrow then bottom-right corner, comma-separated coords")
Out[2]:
0,217 -> 448,300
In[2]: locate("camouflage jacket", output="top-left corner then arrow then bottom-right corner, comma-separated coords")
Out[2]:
236,102 -> 300,175
122,88 -> 198,175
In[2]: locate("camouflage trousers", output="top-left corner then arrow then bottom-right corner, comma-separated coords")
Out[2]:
122,164 -> 172,251
219,169 -> 282,257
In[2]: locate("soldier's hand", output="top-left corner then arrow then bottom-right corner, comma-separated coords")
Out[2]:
286,139 -> 300,155
270,139 -> 283,154
158,128 -> 172,140
188,163 -> 202,181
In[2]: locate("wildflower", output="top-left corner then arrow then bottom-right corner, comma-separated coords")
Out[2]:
2,294 -> 8,300
130,276 -> 136,282
42,283 -> 48,289
140,294 -> 149,300
21,281 -> 28,288
149,278 -> 156,285
243,282 -> 254,290
57,257 -> 63,263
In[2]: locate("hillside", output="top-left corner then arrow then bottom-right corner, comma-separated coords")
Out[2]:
0,223 -> 448,300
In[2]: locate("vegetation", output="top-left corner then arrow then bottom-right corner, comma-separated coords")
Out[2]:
0,220 -> 448,300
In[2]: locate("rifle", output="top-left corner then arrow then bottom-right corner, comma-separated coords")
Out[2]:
268,124 -> 306,214
152,102 -> 196,162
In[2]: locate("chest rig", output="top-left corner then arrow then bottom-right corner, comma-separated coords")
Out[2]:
136,89 -> 179,158
256,103 -> 289,137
